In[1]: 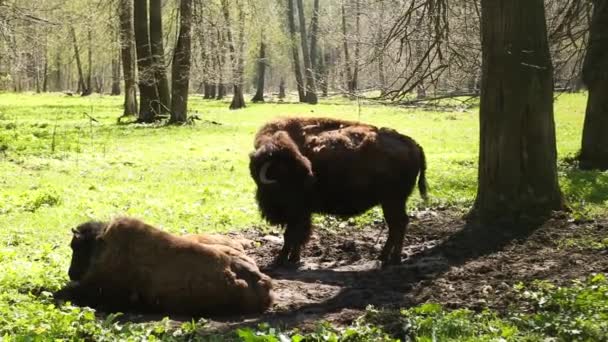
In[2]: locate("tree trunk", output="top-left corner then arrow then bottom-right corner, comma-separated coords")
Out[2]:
111,56 -> 121,95
170,0 -> 193,123
579,0 -> 608,170
70,26 -> 89,96
119,0 -> 138,116
134,0 -> 160,122
341,2 -> 353,94
472,0 -> 564,223
351,0 -> 360,93
215,27 -> 226,100
310,0 -> 320,75
220,0 -> 246,110
84,28 -> 93,96
149,0 -> 171,112
251,36 -> 266,103
54,53 -> 62,91
287,0 -> 305,102
376,0 -> 386,96
296,0 -> 317,104
279,78 -> 286,101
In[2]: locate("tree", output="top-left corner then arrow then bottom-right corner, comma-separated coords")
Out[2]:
149,0 -> 170,112
472,0 -> 564,223
220,0 -> 246,110
133,0 -> 160,122
286,0 -> 305,102
69,25 -> 89,96
341,2 -> 353,94
118,0 -> 137,116
170,0 -> 192,123
296,0 -> 317,104
251,34 -> 266,103
579,0 -> 608,170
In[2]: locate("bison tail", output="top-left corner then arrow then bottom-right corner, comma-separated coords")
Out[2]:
417,144 -> 429,202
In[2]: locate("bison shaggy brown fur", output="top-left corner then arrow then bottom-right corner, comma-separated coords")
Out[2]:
61,217 -> 273,315
249,117 -> 428,267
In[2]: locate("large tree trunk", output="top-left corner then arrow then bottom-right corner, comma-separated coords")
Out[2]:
70,26 -> 89,96
119,0 -> 138,116
296,0 -> 317,104
286,0 -> 305,102
579,0 -> 608,170
134,0 -> 160,122
149,0 -> 171,112
251,35 -> 266,103
170,0 -> 193,123
472,0 -> 564,223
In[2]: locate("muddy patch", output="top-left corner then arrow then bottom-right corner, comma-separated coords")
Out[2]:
198,212 -> 608,332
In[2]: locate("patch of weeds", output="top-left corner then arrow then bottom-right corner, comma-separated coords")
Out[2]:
21,189 -> 62,212
511,274 -> 608,341
237,321 -> 397,342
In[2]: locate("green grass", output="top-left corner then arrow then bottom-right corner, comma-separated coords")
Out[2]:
0,91 -> 606,340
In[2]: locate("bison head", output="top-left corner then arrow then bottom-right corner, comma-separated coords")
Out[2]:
249,131 -> 314,188
68,221 -> 106,281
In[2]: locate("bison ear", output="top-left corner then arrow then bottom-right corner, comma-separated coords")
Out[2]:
71,228 -> 81,238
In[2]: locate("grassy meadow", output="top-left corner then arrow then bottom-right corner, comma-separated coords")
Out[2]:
0,92 -> 607,340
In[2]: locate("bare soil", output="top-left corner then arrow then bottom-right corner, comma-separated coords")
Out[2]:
201,211 -> 608,332
114,211 -> 608,333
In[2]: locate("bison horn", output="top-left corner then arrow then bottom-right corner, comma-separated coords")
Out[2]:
259,161 -> 277,185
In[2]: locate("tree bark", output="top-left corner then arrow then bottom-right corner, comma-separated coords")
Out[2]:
472,0 -> 564,223
251,36 -> 266,103
134,0 -> 160,122
286,0 -> 305,102
296,0 -> 317,104
170,0 -> 193,123
149,0 -> 171,112
579,0 -> 608,170
119,0 -> 138,115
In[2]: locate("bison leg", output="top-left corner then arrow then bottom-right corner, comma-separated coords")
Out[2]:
380,199 -> 409,266
274,217 -> 312,267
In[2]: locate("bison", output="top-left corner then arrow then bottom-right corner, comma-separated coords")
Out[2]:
59,217 -> 273,315
249,117 -> 428,267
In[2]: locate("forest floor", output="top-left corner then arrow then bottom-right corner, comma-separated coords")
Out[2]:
1,93 -> 607,340
181,210 -> 608,334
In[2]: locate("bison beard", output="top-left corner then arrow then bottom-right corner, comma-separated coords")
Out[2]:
58,218 -> 273,316
249,117 -> 428,267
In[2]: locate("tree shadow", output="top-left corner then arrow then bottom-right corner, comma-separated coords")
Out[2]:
561,167 -> 608,205
215,216 -> 549,329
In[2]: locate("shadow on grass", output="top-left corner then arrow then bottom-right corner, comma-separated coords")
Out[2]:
561,167 -> 608,205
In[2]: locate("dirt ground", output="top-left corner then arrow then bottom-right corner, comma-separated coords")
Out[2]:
193,210 -> 608,332
110,211 -> 608,333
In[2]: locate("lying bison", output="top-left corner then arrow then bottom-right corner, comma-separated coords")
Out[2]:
249,117 -> 428,267
59,217 -> 273,315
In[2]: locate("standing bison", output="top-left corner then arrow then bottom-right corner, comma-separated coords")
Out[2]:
249,117 -> 428,267
60,217 -> 274,315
